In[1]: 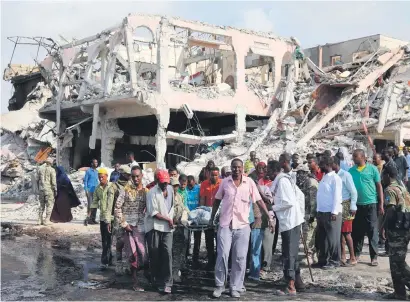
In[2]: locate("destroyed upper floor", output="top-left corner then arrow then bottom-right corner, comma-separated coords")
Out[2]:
10,14 -> 299,122
304,34 -> 408,69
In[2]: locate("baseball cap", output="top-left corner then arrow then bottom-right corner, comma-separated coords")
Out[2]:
170,177 -> 179,186
119,165 -> 131,175
156,170 -> 170,183
98,167 -> 108,175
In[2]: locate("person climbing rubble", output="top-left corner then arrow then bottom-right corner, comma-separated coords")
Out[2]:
37,157 -> 57,225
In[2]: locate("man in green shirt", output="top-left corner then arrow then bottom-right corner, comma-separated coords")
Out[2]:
88,167 -> 115,268
349,149 -> 384,266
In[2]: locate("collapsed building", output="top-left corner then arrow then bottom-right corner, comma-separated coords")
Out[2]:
1,14 -> 410,195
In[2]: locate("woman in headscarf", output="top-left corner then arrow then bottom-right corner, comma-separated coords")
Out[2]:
50,166 -> 81,223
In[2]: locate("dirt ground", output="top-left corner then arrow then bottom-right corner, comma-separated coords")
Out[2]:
1,201 -> 405,301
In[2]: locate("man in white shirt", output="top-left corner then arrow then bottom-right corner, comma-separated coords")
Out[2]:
270,153 -> 305,295
126,151 -> 139,168
315,156 -> 343,269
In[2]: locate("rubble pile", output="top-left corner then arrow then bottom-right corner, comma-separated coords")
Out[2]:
178,45 -> 410,176
170,80 -> 235,99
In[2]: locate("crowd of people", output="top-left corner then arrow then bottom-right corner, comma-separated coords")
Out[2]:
36,145 -> 410,299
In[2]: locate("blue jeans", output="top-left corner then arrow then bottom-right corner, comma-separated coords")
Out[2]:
249,228 -> 264,280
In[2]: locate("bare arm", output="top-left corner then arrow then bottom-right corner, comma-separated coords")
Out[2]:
376,182 -> 384,214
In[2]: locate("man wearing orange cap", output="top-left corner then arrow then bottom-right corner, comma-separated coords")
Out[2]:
89,167 -> 115,268
145,170 -> 175,294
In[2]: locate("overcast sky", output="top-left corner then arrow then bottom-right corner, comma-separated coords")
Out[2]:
1,1 -> 410,113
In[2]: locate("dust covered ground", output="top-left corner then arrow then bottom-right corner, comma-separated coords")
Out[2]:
1,201 -> 402,301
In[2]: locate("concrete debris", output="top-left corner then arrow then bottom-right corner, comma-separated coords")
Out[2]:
179,46 -> 410,177
170,81 -> 235,99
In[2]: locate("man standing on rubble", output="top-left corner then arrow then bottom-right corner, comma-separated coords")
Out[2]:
349,149 -> 384,266
296,164 -> 319,264
333,156 -> 358,266
199,167 -> 221,269
271,153 -> 305,295
308,157 -> 324,181
315,156 -> 343,269
382,166 -> 410,300
210,158 -> 272,298
112,165 -> 132,270
392,145 -> 409,186
84,158 -> 99,224
38,157 -> 57,225
244,151 -> 257,174
145,170 -> 174,294
89,168 -> 115,268
114,166 -> 148,292
126,151 -> 139,168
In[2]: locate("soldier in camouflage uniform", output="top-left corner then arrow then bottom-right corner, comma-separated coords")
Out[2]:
112,165 -> 132,273
171,177 -> 190,282
382,165 -> 410,300
38,158 -> 57,225
296,164 -> 318,263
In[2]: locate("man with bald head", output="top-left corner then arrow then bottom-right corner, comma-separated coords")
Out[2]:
349,149 -> 384,266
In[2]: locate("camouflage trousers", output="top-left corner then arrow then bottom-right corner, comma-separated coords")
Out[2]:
172,226 -> 189,281
39,191 -> 55,217
387,228 -> 410,296
302,215 -> 317,256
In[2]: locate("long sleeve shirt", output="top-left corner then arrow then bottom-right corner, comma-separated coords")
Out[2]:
114,182 -> 147,231
337,169 -> 358,211
317,171 -> 342,215
270,173 -> 304,233
145,185 -> 174,233
38,164 -> 57,195
91,182 -> 115,223
84,168 -> 99,193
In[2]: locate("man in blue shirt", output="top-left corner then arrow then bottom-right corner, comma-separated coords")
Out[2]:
110,163 -> 121,183
333,156 -> 358,266
186,175 -> 201,266
84,158 -> 99,224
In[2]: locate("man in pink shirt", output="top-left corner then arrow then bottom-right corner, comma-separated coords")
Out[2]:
210,158 -> 273,298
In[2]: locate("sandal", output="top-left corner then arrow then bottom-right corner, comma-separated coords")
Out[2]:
276,288 -> 296,296
371,259 -> 379,266
340,261 -> 352,267
133,285 -> 145,292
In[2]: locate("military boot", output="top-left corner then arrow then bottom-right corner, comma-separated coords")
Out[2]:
43,212 -> 51,226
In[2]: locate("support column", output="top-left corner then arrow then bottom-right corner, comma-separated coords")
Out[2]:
155,107 -> 170,169
89,104 -> 100,149
235,105 -> 247,144
99,118 -> 124,167
273,57 -> 283,91
234,50 -> 247,94
156,17 -> 170,94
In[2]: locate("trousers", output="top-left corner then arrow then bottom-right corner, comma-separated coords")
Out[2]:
100,221 -> 113,265
281,224 -> 301,281
39,192 -> 54,217
193,229 -> 216,265
387,228 -> 410,296
249,228 -> 264,279
146,229 -> 173,288
172,226 -> 188,279
352,203 -> 379,259
262,228 -> 274,270
317,212 -> 342,266
215,225 -> 250,291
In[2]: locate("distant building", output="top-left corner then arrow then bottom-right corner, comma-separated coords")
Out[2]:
304,34 -> 408,68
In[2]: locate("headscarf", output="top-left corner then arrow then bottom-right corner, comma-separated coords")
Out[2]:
56,166 -> 70,185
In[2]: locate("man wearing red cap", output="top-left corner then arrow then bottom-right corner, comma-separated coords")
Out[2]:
145,170 -> 175,294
